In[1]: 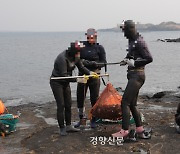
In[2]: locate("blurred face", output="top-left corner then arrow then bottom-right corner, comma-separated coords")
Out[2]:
122,27 -> 135,40
124,27 -> 131,39
87,35 -> 97,44
120,21 -> 136,40
75,51 -> 80,58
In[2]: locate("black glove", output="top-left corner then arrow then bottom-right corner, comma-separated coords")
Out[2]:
91,61 -> 97,67
82,59 -> 97,67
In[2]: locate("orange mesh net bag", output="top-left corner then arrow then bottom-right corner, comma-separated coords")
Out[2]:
90,83 -> 122,120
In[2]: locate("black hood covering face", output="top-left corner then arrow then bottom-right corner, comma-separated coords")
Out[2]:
67,42 -> 80,57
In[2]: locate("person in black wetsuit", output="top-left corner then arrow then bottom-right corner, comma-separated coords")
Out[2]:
75,28 -> 107,128
112,20 -> 153,138
175,103 -> 180,133
50,41 -> 94,136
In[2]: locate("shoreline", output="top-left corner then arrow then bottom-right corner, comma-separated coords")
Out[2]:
0,90 -> 180,154
2,90 -> 180,108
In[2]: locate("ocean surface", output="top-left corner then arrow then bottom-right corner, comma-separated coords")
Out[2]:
0,31 -> 180,106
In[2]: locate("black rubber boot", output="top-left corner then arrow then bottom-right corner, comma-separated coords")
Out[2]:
60,127 -> 67,136
127,129 -> 137,142
90,117 -> 97,128
74,118 -> 87,128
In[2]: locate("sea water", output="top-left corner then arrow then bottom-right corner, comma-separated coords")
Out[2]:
0,31 -> 180,105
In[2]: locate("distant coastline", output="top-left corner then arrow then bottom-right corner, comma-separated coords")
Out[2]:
98,21 -> 180,32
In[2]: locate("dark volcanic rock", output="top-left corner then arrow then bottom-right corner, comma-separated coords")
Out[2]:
152,92 -> 167,98
157,38 -> 180,42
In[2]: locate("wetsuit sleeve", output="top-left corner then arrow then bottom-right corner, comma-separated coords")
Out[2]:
76,60 -> 90,75
177,103 -> 180,114
54,56 -> 68,77
134,39 -> 153,67
175,103 -> 180,125
81,59 -> 97,67
97,45 -> 107,68
53,55 -> 77,82
82,45 -> 107,69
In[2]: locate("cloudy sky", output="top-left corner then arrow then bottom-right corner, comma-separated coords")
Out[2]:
0,0 -> 180,32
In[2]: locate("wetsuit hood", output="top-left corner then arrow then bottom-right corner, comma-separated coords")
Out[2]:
121,20 -> 137,40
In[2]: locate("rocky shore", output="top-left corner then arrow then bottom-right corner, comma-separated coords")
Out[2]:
157,38 -> 180,42
0,90 -> 180,154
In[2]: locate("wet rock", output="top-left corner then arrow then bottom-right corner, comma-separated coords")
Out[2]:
139,95 -> 151,99
157,38 -> 180,42
152,92 -> 166,98
165,38 -> 180,42
157,39 -> 166,42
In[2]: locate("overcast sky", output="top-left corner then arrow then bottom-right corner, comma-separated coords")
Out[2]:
0,0 -> 180,32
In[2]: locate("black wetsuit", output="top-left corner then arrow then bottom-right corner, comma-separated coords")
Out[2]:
77,41 -> 106,118
175,103 -> 180,126
50,50 -> 90,128
122,34 -> 153,130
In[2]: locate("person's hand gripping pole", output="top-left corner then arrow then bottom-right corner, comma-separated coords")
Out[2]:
77,75 -> 89,83
90,71 -> 99,79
